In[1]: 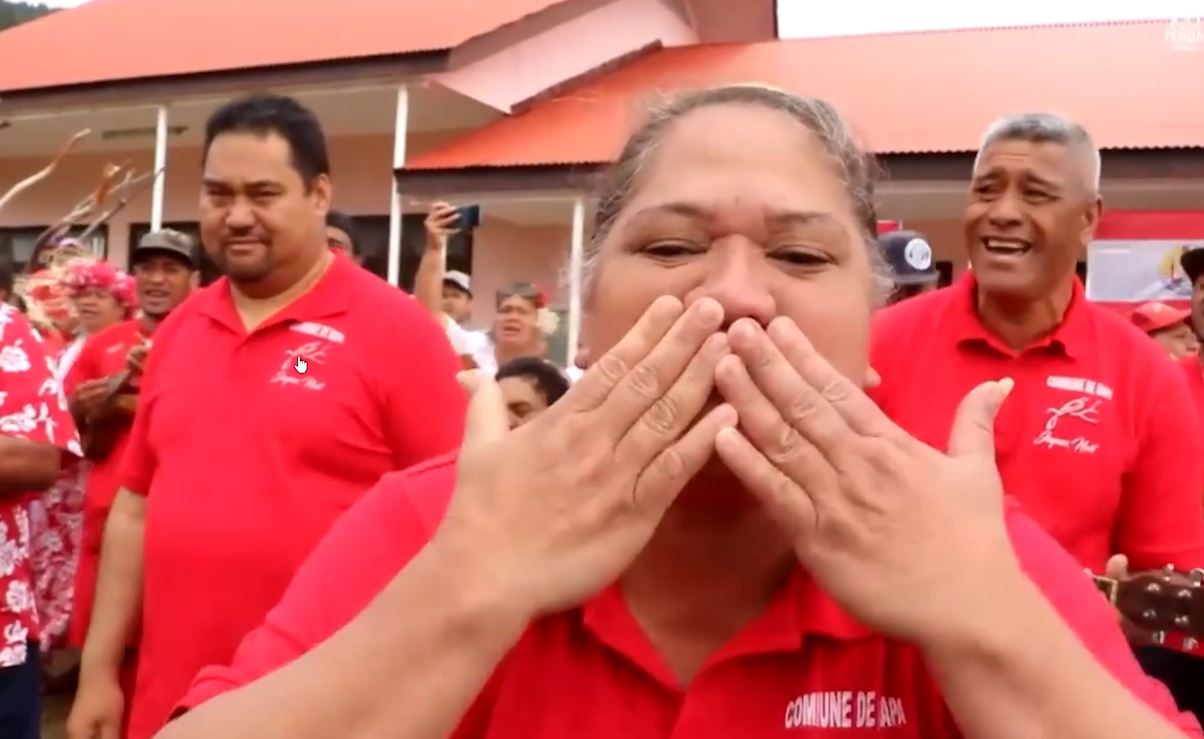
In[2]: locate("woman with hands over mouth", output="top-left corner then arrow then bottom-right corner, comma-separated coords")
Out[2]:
158,86 -> 1199,739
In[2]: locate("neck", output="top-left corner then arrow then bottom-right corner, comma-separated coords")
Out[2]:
494,341 -> 540,365
976,278 -> 1075,351
231,250 -> 333,331
621,482 -> 795,679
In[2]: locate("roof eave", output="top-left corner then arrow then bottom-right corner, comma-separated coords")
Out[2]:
394,148 -> 1204,196
0,49 -> 452,112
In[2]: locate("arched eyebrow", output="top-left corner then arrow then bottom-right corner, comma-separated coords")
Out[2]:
628,202 -> 840,228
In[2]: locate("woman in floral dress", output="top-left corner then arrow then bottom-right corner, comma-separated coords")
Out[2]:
20,252 -> 135,656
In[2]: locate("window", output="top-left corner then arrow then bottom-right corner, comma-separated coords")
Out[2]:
350,215 -> 473,289
127,222 -> 221,286
127,216 -> 474,290
0,226 -> 108,273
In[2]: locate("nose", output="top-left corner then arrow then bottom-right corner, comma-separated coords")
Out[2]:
986,192 -> 1024,231
684,239 -> 777,328
225,199 -> 255,231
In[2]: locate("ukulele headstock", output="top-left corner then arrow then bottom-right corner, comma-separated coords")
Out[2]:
1095,565 -> 1204,649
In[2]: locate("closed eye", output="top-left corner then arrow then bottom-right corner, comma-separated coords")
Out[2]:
772,248 -> 830,267
641,241 -> 703,260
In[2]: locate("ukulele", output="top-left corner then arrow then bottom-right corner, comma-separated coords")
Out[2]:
1093,565 -> 1204,654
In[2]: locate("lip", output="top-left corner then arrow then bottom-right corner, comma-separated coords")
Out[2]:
979,236 -> 1033,258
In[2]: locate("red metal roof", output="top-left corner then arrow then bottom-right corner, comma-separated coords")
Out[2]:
0,0 -> 568,92
406,21 -> 1204,169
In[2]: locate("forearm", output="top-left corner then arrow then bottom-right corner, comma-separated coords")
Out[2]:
0,436 -> 60,493
924,575 -> 1188,739
160,545 -> 527,739
413,239 -> 446,317
81,489 -> 146,679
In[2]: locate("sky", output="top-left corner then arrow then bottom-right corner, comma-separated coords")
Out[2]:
37,0 -> 1204,32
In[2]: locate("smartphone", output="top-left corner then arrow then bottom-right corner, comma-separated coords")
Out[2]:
455,205 -> 482,230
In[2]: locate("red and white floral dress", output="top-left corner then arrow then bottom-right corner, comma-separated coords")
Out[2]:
0,304 -> 80,666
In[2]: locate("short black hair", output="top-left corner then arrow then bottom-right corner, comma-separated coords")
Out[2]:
203,94 -> 330,186
496,357 -> 570,406
0,264 -> 13,297
325,210 -> 358,245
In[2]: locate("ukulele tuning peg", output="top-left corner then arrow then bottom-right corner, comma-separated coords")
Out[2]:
1152,631 -> 1167,645
1175,615 -> 1192,629
1186,638 -> 1200,651
1163,564 -> 1177,581
1191,569 -> 1204,586
1178,588 -> 1193,600
1143,608 -> 1158,622
1146,582 -> 1163,595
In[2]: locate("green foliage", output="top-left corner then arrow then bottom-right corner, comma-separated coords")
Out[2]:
0,1 -> 57,33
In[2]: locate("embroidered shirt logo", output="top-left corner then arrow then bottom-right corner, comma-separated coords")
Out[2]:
271,340 -> 329,391
1046,375 -> 1112,400
290,321 -> 345,344
1034,396 -> 1101,454
785,691 -> 907,730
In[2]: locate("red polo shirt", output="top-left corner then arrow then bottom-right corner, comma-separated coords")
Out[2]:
119,253 -> 466,739
870,274 -> 1204,573
1182,354 -> 1204,422
176,454 -> 1198,737
64,318 -> 146,646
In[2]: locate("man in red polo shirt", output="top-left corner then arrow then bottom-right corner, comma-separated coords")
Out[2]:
1180,248 -> 1204,419
870,113 -> 1204,575
65,229 -> 197,654
67,94 -> 466,739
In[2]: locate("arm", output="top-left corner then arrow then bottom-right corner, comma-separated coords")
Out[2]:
382,300 -> 467,467
925,573 -> 1193,738
158,544 -> 523,739
0,305 -> 79,491
78,488 -> 146,683
412,203 -> 460,317
0,434 -> 60,492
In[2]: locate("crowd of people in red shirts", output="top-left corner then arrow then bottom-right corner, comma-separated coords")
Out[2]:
0,85 -> 1199,738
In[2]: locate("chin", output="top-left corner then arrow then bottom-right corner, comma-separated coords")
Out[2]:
673,456 -> 761,513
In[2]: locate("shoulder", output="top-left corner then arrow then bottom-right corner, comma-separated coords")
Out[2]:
871,287 -> 955,343
88,319 -> 140,349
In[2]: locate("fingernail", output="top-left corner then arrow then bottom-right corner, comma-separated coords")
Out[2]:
997,377 -> 1015,398
715,403 -> 738,425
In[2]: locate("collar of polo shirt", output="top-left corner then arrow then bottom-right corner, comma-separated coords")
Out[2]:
945,272 -> 1093,360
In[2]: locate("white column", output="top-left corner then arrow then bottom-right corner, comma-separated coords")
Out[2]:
151,105 -> 169,230
387,86 -> 410,287
567,196 -> 586,368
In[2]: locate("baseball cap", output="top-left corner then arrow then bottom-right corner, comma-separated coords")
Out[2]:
1181,247 -> 1204,285
878,230 -> 938,286
134,229 -> 197,268
1130,301 -> 1191,334
443,270 -> 472,296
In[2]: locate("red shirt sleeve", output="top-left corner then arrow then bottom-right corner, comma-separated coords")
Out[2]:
0,306 -> 80,456
175,456 -> 461,712
119,325 -> 172,496
65,333 -> 103,396
377,297 -> 466,468
1114,357 -> 1204,571
1007,508 -> 1202,735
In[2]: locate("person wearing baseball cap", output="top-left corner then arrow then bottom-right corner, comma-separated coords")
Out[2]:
65,229 -> 200,676
1130,301 -> 1198,360
878,230 -> 939,305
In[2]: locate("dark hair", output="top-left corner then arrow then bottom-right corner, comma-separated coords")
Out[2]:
325,210 -> 358,245
496,357 -> 570,406
203,94 -> 330,186
586,85 -> 887,298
